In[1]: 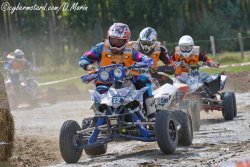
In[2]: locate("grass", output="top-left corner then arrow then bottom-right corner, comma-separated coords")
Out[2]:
207,51 -> 250,65
37,67 -> 94,92
200,64 -> 250,74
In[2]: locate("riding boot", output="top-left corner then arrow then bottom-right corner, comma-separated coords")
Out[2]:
144,97 -> 157,122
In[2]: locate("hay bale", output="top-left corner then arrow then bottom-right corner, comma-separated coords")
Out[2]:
0,72 -> 14,161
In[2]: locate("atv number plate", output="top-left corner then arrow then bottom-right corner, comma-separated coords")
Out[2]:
112,96 -> 125,105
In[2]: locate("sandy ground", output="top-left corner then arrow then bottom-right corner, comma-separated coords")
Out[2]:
1,71 -> 250,167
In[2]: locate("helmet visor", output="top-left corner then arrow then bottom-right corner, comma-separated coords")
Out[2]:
180,45 -> 193,52
140,40 -> 155,46
15,54 -> 24,59
109,37 -> 127,48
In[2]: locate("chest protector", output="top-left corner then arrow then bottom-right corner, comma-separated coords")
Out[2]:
11,60 -> 27,71
174,46 -> 200,75
132,41 -> 161,70
100,40 -> 135,67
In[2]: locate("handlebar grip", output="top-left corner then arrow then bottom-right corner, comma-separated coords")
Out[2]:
81,74 -> 97,83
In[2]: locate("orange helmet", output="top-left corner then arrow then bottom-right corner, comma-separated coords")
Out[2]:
107,23 -> 131,54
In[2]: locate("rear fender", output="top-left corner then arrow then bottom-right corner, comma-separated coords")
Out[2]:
153,83 -> 177,109
220,75 -> 227,90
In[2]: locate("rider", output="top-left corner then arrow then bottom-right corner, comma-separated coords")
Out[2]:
133,27 -> 174,85
5,49 -> 37,95
79,23 -> 157,121
172,35 -> 219,75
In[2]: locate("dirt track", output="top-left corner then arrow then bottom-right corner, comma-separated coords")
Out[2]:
3,71 -> 250,167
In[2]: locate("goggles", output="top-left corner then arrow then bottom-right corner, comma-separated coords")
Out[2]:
140,40 -> 155,46
180,45 -> 193,52
109,37 -> 127,48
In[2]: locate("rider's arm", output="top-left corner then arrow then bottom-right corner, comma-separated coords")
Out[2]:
25,60 -> 36,71
132,49 -> 153,68
199,52 -> 219,67
198,52 -> 209,62
159,46 -> 174,65
4,60 -> 11,70
79,42 -> 104,70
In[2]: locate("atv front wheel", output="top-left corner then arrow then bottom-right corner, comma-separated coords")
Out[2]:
222,92 -> 234,121
171,110 -> 193,146
59,120 -> 83,163
155,110 -> 178,154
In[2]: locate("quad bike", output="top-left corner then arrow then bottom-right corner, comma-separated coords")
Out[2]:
59,63 -> 193,163
5,73 -> 57,109
175,62 -> 237,131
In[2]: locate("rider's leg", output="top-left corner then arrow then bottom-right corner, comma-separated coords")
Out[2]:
134,75 -> 156,121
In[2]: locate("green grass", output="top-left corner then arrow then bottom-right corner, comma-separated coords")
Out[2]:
207,51 -> 250,65
200,64 -> 250,74
37,67 -> 94,92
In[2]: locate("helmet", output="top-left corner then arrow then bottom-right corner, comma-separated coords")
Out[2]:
14,49 -> 24,59
178,35 -> 194,58
138,27 -> 157,53
107,23 -> 131,54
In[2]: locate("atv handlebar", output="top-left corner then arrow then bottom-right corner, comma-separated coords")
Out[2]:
81,63 -> 151,84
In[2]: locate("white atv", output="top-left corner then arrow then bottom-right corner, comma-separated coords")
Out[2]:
59,64 -> 192,163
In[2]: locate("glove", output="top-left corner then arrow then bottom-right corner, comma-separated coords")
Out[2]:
206,61 -> 220,68
81,74 -> 96,83
86,65 -> 96,74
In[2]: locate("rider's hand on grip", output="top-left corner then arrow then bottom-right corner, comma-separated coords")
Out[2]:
132,62 -> 147,68
206,61 -> 220,68
81,74 -> 96,83
86,65 -> 96,74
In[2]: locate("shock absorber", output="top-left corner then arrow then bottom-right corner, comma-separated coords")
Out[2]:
88,117 -> 104,144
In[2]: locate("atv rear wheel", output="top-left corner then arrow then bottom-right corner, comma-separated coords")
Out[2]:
222,92 -> 234,121
231,92 -> 237,117
155,110 -> 178,154
171,110 -> 193,146
59,120 -> 83,163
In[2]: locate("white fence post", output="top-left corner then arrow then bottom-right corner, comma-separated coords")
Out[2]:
238,33 -> 245,59
210,36 -> 216,56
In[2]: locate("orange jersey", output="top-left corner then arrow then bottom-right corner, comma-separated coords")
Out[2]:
132,41 -> 161,70
100,40 -> 135,67
173,46 -> 200,75
11,60 -> 27,71
97,40 -> 137,83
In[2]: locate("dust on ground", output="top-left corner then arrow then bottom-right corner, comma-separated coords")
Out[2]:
223,70 -> 250,93
1,71 -> 250,167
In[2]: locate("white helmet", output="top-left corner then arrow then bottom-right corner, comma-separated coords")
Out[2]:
14,49 -> 25,59
178,35 -> 194,58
